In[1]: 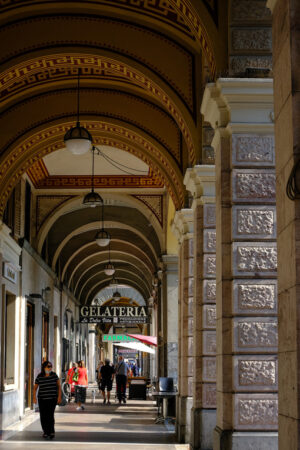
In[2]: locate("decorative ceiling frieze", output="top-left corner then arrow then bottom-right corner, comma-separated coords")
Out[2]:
132,195 -> 163,227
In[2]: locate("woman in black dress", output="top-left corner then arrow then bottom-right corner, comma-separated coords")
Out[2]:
33,360 -> 62,439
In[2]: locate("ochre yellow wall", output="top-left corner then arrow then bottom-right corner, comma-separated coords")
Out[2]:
167,197 -> 178,254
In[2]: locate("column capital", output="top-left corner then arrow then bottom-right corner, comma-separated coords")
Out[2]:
88,324 -> 97,333
171,208 -> 193,243
161,254 -> 178,273
266,0 -> 279,12
184,165 -> 216,202
201,78 -> 274,130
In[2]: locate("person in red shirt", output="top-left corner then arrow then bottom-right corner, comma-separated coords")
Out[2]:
75,360 -> 88,410
66,362 -> 77,385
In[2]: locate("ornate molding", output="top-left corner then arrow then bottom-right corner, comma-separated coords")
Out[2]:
0,120 -> 184,215
0,53 -> 195,163
171,208 -> 193,243
184,165 -> 215,201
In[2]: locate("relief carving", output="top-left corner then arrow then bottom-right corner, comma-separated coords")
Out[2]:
233,171 -> 276,202
235,207 -> 275,237
204,204 -> 216,227
231,0 -> 271,21
239,360 -> 276,387
203,331 -> 216,355
236,245 -> 277,273
203,305 -> 216,329
203,383 -> 217,408
230,56 -> 272,75
203,357 -> 216,381
204,281 -> 216,303
204,229 -> 216,252
232,29 -> 272,51
204,255 -> 216,277
237,397 -> 278,428
232,135 -> 274,165
237,321 -> 278,349
238,284 -> 276,311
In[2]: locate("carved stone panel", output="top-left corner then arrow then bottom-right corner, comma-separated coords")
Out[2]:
204,204 -> 216,227
234,318 -> 278,352
203,280 -> 216,303
233,280 -> 277,314
188,277 -> 194,297
234,356 -> 278,391
233,243 -> 277,277
203,331 -> 216,355
202,383 -> 217,408
234,394 -> 278,430
204,229 -> 216,253
203,305 -> 216,329
231,29 -> 272,52
189,257 -> 194,275
203,357 -> 216,382
232,170 -> 276,203
231,0 -> 271,22
230,56 -> 273,76
232,135 -> 275,166
204,254 -> 216,278
233,206 -> 276,239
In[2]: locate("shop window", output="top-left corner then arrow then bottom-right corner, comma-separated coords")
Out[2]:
42,310 -> 49,362
3,292 -> 16,386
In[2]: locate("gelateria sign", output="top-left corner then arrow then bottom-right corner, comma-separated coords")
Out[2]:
102,334 -> 138,342
79,305 -> 148,324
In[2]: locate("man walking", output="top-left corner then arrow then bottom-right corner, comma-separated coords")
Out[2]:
115,355 -> 129,404
99,358 -> 114,405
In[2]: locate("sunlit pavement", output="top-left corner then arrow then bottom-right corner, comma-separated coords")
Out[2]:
0,394 -> 189,450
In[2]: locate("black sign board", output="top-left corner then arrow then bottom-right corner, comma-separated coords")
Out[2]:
79,305 -> 148,324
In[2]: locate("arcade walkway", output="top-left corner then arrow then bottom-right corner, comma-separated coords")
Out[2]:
1,395 -> 187,450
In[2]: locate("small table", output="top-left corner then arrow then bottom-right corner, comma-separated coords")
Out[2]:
151,391 -> 177,424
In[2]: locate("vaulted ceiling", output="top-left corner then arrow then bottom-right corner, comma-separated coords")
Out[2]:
0,0 -> 228,304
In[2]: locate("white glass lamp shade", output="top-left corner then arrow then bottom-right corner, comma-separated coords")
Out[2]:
95,229 -> 110,247
64,123 -> 92,155
104,263 -> 115,276
65,138 -> 92,155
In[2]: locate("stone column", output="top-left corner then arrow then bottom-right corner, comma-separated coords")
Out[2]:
184,166 -> 216,449
161,254 -> 178,381
172,209 -> 194,443
88,324 -> 96,383
267,0 -> 300,448
201,79 -> 278,449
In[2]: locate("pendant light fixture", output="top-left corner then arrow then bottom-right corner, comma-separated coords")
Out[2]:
104,242 -> 115,276
95,201 -> 110,246
83,146 -> 103,207
64,68 -> 93,155
112,290 -> 121,301
109,275 -> 119,289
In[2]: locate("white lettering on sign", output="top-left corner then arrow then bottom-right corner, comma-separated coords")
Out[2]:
80,305 -> 148,323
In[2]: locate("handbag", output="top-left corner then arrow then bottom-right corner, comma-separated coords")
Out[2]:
72,368 -> 79,382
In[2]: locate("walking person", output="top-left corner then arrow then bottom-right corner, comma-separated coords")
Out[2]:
75,360 -> 88,410
99,358 -> 114,405
115,355 -> 129,404
33,360 -> 62,440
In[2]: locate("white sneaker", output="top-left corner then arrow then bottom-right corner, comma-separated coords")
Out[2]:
76,407 -> 81,410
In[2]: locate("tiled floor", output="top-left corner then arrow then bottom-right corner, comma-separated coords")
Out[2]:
1,395 -> 188,450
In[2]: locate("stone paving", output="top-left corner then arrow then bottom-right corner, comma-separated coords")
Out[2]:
0,394 -> 189,450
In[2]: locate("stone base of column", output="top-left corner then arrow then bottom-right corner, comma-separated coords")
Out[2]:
190,407 -> 216,450
176,395 -> 193,443
213,427 -> 278,450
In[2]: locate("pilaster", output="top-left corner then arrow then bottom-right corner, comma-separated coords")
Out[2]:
185,166 -> 216,450
172,209 -> 194,443
202,79 -> 278,450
